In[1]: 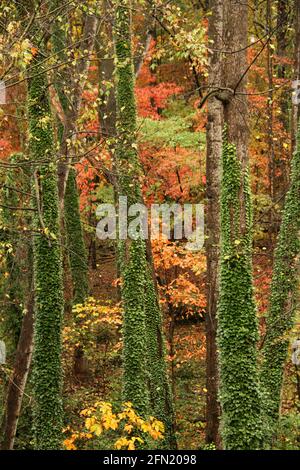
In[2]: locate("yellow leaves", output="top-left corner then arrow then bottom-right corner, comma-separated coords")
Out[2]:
114,436 -> 144,450
9,39 -> 35,68
85,416 -> 95,430
63,430 -> 94,450
90,423 -> 102,436
66,401 -> 165,450
115,437 -> 129,450
124,423 -> 133,433
38,116 -> 52,130
80,408 -> 93,417
127,440 -> 136,450
85,416 -> 104,436
62,298 -> 122,362
103,414 -> 118,431
7,22 -> 18,34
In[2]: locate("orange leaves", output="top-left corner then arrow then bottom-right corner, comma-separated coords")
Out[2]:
152,239 -> 206,272
30,46 -> 38,57
165,274 -> 206,311
151,239 -> 206,318
140,144 -> 200,204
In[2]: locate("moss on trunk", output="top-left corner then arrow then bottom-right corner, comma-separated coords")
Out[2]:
28,52 -> 64,450
218,129 -> 261,450
114,2 -> 176,447
260,125 -> 300,445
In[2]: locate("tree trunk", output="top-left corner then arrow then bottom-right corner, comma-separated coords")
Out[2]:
204,0 -> 223,447
114,1 -> 176,447
260,126 -> 300,446
1,286 -> 34,450
0,158 -> 34,450
291,0 -> 300,154
29,47 -> 64,450
273,0 -> 290,231
64,168 -> 89,305
217,0 -> 262,450
266,0 -> 276,243
51,2 -> 90,306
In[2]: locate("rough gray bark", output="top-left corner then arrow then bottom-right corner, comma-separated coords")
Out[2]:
204,0 -> 223,447
205,0 -> 255,448
273,0 -> 290,219
56,13 -> 99,205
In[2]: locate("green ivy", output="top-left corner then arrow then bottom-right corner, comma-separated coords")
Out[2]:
114,2 -> 175,447
0,154 -> 25,350
260,124 -> 300,446
115,0 -> 149,419
51,3 -> 89,306
218,128 -> 262,450
64,169 -> 89,305
144,266 -> 176,448
139,115 -> 204,149
28,51 -> 64,450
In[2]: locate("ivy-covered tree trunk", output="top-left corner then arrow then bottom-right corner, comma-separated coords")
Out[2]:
64,169 -> 89,305
0,155 -> 34,450
260,125 -> 300,446
28,51 -> 64,450
51,2 -> 89,306
114,1 -> 175,447
217,0 -> 262,450
218,130 -> 262,450
0,155 -> 25,349
144,259 -> 177,448
0,285 -> 34,450
114,0 -> 150,418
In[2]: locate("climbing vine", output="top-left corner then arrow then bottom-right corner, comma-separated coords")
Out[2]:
29,49 -> 64,449
218,128 -> 262,450
260,123 -> 300,445
114,1 -> 175,446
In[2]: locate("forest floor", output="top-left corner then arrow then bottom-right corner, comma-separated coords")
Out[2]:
59,244 -> 299,450
60,244 -> 207,450
7,242 -> 299,449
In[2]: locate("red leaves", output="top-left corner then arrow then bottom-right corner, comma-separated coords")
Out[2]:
0,139 -> 12,159
136,82 -> 182,120
135,38 -> 182,119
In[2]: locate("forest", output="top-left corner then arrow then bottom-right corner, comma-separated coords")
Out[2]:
0,0 -> 299,453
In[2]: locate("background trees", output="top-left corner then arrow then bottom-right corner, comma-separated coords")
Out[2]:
0,0 -> 299,451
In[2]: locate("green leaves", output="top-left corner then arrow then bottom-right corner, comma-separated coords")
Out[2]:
218,128 -> 261,450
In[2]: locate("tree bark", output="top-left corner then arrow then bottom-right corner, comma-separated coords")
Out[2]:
204,0 -> 223,447
1,287 -> 34,450
291,0 -> 300,154
214,0 -> 261,450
